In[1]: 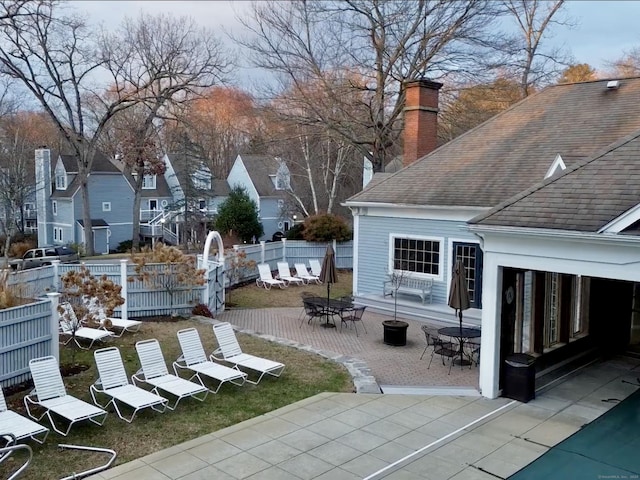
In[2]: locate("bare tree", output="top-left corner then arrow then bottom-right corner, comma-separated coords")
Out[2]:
237,0 -> 503,172
606,47 -> 640,78
0,3 -> 227,254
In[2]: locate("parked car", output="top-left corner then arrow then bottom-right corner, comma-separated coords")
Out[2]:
9,246 -> 80,270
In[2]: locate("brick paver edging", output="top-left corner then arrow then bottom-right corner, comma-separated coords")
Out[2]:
193,315 -> 382,394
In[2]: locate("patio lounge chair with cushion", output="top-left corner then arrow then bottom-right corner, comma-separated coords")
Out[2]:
1,389 -> 48,444
24,356 -> 108,436
294,263 -> 321,284
91,347 -> 168,423
133,339 -> 208,410
58,302 -> 114,349
174,328 -> 247,394
256,264 -> 288,290
309,259 -> 323,279
277,262 -> 305,286
85,298 -> 142,337
212,322 -> 285,385
419,325 -> 441,360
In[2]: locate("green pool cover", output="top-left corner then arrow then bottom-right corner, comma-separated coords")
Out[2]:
510,387 -> 640,479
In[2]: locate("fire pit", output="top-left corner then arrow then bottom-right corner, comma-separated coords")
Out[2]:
382,320 -> 409,346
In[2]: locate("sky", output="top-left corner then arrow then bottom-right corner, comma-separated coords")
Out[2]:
73,1 -> 640,88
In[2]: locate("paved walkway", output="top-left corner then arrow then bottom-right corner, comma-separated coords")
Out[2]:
88,355 -> 640,479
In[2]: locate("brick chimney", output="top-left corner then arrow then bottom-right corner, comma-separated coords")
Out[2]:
403,78 -> 443,167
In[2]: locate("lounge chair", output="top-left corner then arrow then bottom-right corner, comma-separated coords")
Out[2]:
24,356 -> 108,436
212,322 -> 285,385
85,298 -> 142,337
277,262 -> 305,286
294,263 -> 321,285
133,339 -> 208,410
0,388 -> 48,444
174,328 -> 247,393
58,302 -> 114,349
256,264 -> 287,289
91,347 -> 168,423
309,259 -> 323,280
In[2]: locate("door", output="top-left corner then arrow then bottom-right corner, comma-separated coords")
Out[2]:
453,242 -> 483,308
148,199 -> 158,211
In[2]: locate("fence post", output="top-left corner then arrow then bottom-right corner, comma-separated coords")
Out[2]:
47,292 -> 60,362
282,237 -> 287,262
120,259 -> 128,321
260,241 -> 266,264
51,259 -> 60,292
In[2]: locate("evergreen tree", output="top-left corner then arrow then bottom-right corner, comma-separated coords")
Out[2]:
214,186 -> 263,243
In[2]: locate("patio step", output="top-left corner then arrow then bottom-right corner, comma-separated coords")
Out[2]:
380,385 -> 481,396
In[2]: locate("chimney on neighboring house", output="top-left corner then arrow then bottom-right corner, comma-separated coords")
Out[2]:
402,78 -> 443,167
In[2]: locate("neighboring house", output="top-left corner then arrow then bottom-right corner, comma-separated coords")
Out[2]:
345,77 -> 640,398
227,154 -> 293,241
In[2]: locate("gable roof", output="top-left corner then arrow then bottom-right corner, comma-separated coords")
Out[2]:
59,152 -> 120,174
347,77 -> 640,208
238,154 -> 285,197
469,129 -> 640,232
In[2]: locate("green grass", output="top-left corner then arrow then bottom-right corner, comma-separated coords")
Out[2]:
1,316 -> 352,479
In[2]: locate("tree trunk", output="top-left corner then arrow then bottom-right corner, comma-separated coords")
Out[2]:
79,172 -> 94,257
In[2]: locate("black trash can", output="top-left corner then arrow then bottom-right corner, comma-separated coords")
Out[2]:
382,320 -> 409,346
503,354 -> 536,403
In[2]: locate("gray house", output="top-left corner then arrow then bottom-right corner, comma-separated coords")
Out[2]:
345,77 -> 640,398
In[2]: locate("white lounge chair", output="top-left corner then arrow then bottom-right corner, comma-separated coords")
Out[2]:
174,328 -> 247,394
294,263 -> 321,284
309,259 -> 323,280
0,388 -> 48,444
59,302 -> 114,349
91,347 -> 168,423
85,298 -> 142,337
256,264 -> 287,290
132,339 -> 208,410
212,322 -> 285,385
277,262 -> 305,286
24,356 -> 108,436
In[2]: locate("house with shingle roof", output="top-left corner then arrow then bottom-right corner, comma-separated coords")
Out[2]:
227,154 -> 293,241
345,77 -> 640,398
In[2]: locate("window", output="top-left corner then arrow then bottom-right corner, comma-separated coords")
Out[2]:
53,227 -> 63,243
544,273 -> 561,348
192,166 -> 211,190
148,199 -> 158,211
55,171 -> 67,190
453,242 -> 483,308
391,236 -> 441,277
52,201 -> 57,216
102,202 -> 111,212
24,202 -> 35,211
142,175 -> 156,189
276,175 -> 287,190
198,199 -> 206,210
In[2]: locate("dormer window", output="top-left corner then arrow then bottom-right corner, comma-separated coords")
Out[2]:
192,164 -> 211,190
55,171 -> 67,190
142,175 -> 156,189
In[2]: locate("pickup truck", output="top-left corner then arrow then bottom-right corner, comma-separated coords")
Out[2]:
10,246 -> 80,270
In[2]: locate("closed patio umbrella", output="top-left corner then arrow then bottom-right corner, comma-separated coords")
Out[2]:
448,258 -> 471,365
318,244 -> 338,328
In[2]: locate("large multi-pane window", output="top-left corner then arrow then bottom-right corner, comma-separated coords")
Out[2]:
392,236 -> 440,277
453,242 -> 483,308
142,175 -> 156,189
544,273 -> 560,348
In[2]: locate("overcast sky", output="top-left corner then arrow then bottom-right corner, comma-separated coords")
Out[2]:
74,1 -> 640,88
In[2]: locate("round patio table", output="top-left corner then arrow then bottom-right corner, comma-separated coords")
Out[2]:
438,327 -> 481,366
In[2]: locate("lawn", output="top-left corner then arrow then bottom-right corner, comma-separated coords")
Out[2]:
1,309 -> 352,479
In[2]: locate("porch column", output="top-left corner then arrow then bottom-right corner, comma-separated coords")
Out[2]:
479,254 -> 503,399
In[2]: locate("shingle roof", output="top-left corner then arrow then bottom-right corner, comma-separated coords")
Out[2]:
60,152 -> 120,174
239,154 -> 283,197
470,129 -> 640,232
348,78 -> 640,208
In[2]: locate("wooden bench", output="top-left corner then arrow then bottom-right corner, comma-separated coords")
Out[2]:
383,276 -> 433,304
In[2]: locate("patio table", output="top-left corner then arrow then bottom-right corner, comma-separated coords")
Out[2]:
438,327 -> 481,367
305,297 -> 354,329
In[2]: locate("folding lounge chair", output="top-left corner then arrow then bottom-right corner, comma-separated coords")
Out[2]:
277,262 -> 305,286
212,322 -> 285,385
58,302 -> 114,349
294,263 -> 321,285
85,298 -> 142,337
91,347 -> 168,423
0,389 -> 48,445
309,259 -> 323,280
174,328 -> 247,393
133,339 -> 208,410
255,264 -> 288,289
24,356 -> 107,436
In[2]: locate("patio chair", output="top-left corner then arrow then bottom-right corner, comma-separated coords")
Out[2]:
277,262 -> 305,286
256,264 -> 288,290
91,347 -> 168,423
294,263 -> 321,285
309,259 -> 323,279
174,328 -> 247,394
133,339 -> 208,410
419,325 -> 441,360
299,298 -> 325,328
427,336 -> 458,375
0,388 -> 48,445
339,305 -> 367,336
85,298 -> 142,337
212,322 -> 285,385
465,338 -> 481,367
58,302 -> 115,349
24,356 -> 108,436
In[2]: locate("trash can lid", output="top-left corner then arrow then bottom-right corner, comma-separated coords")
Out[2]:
505,353 -> 535,366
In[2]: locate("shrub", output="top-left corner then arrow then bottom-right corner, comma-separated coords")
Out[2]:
117,240 -> 133,253
0,270 -> 21,309
285,223 -> 305,240
192,303 -> 213,318
9,240 -> 35,258
302,214 -> 352,242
